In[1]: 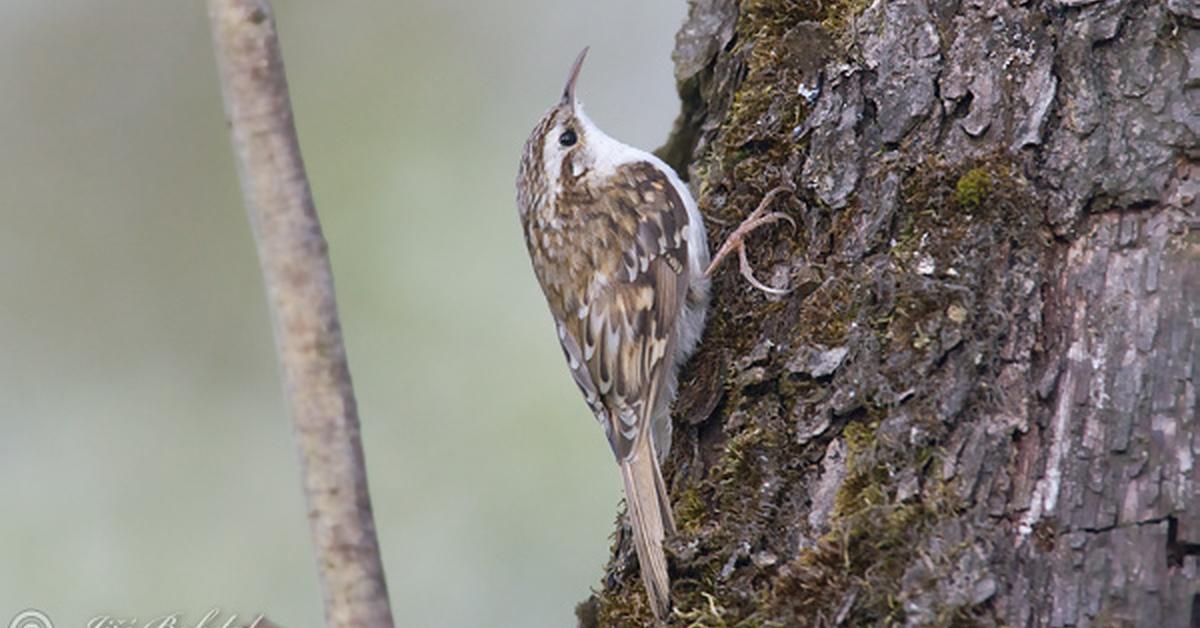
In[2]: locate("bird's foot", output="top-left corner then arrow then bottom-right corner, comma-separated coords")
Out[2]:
704,185 -> 796,295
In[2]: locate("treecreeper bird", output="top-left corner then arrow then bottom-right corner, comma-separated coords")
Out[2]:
516,48 -> 793,620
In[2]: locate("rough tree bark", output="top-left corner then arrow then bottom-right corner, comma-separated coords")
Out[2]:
579,0 -> 1198,625
207,2 -> 394,627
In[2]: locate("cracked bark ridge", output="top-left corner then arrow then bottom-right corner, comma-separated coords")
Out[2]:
580,0 -> 1199,625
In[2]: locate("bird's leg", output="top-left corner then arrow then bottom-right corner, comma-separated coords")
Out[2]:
704,185 -> 796,295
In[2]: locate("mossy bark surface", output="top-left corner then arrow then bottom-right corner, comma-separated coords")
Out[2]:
579,0 -> 1199,625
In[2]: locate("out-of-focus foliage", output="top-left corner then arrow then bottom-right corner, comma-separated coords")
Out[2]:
0,2 -> 684,626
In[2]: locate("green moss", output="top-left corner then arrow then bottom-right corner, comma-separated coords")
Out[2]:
675,486 -> 709,535
718,0 -> 868,157
955,168 -> 993,209
766,421 -> 956,624
819,0 -> 874,33
594,590 -> 657,627
717,427 -> 763,486
704,0 -> 863,222
833,421 -> 886,517
841,419 -> 878,454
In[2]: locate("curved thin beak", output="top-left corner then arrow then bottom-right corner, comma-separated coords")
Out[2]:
560,46 -> 590,110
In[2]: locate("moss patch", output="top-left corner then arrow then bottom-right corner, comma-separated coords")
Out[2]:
766,419 -> 956,624
955,167 -> 993,210
818,0 -> 874,33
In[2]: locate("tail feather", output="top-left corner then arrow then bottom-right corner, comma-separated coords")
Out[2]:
620,434 -> 672,620
650,431 -> 676,536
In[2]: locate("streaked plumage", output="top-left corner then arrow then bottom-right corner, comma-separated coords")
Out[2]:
516,48 -> 710,620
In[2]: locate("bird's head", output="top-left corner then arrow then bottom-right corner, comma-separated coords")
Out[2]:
517,47 -> 611,216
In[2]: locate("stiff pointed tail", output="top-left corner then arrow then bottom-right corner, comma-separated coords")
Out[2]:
619,433 -> 676,620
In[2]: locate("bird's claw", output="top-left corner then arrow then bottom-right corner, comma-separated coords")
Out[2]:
704,185 -> 796,295
738,244 -> 791,295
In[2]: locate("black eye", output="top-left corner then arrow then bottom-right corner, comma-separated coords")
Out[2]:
558,129 -> 577,147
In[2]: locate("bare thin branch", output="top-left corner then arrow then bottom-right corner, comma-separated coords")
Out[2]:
205,2 -> 394,626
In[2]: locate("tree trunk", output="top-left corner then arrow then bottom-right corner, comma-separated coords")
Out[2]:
579,0 -> 1199,625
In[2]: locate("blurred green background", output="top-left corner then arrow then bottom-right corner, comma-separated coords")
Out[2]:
0,2 -> 686,626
